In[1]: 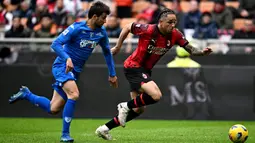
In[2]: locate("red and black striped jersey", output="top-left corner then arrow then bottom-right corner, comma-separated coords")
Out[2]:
124,23 -> 188,70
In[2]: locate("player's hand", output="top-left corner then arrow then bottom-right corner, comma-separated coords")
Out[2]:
202,48 -> 212,55
108,76 -> 118,88
65,58 -> 74,73
111,46 -> 121,55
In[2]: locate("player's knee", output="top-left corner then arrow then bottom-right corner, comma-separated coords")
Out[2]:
50,109 -> 60,115
49,106 -> 61,115
67,91 -> 80,100
152,91 -> 162,101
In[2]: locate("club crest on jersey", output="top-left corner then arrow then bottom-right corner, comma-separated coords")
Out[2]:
142,73 -> 147,79
167,40 -> 171,46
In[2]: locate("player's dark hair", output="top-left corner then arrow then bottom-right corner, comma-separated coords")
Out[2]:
157,9 -> 176,21
88,1 -> 110,19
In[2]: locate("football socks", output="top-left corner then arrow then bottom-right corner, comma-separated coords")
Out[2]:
26,93 -> 51,113
62,99 -> 76,135
105,109 -> 141,130
127,93 -> 158,109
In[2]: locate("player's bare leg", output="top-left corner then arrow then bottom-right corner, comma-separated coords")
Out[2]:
50,90 -> 66,114
96,91 -> 145,140
60,80 -> 79,142
117,81 -> 162,127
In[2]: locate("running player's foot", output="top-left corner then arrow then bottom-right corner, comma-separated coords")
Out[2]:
95,125 -> 112,140
117,102 -> 130,127
9,86 -> 31,104
60,134 -> 74,142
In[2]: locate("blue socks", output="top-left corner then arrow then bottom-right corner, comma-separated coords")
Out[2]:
25,93 -> 51,113
62,99 -> 76,135
25,92 -> 77,136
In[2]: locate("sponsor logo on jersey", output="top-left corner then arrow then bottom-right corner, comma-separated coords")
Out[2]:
147,45 -> 170,55
80,39 -> 97,48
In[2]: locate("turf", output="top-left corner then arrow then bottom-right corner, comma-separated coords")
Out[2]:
0,118 -> 254,143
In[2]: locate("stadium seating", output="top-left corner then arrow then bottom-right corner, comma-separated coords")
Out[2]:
120,18 -> 136,28
132,0 -> 151,16
199,1 -> 215,13
226,1 -> 240,9
163,1 -> 173,10
233,19 -> 246,30
180,1 -> 190,13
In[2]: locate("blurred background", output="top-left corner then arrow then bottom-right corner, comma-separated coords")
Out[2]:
0,0 -> 255,121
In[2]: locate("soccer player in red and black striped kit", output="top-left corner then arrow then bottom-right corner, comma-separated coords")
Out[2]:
96,9 -> 212,140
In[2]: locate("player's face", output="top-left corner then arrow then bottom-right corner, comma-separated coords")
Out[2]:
160,14 -> 177,34
95,13 -> 107,28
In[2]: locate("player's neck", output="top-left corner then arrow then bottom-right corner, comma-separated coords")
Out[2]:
157,24 -> 167,36
86,19 -> 96,30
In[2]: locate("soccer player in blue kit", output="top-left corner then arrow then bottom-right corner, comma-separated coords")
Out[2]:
8,1 -> 118,142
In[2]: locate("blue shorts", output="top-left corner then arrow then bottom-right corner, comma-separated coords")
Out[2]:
52,64 -> 79,101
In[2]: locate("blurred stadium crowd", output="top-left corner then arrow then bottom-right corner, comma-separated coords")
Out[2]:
0,0 -> 254,38
0,0 -> 254,60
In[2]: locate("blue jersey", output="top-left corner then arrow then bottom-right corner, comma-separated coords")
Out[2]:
51,21 -> 116,76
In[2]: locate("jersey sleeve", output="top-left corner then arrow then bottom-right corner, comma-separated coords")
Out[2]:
175,29 -> 189,47
51,22 -> 79,61
131,23 -> 149,36
99,29 -> 116,77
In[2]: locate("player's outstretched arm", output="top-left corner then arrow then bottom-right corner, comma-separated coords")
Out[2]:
102,45 -> 118,88
100,30 -> 118,88
111,23 -> 133,55
183,44 -> 212,56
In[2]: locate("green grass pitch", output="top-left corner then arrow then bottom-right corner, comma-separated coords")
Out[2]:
0,118 -> 254,143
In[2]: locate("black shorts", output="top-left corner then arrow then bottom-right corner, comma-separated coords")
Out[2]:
124,68 -> 152,92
